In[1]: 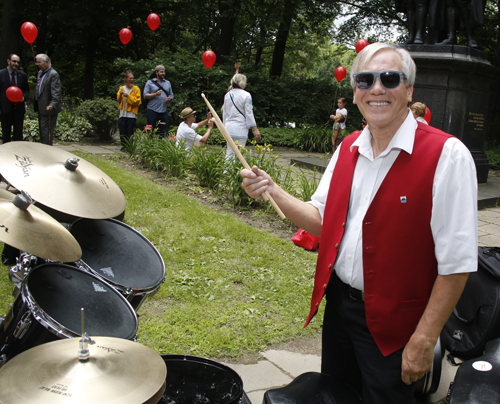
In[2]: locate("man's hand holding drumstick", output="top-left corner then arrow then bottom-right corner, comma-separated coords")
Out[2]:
240,166 -> 322,237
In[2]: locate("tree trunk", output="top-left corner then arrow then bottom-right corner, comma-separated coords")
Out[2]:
83,42 -> 96,99
0,0 -> 23,60
269,0 -> 298,77
217,0 -> 242,57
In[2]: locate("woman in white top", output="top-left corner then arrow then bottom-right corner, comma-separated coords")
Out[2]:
222,74 -> 261,160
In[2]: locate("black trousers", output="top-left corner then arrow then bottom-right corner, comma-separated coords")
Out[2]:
118,117 -> 137,145
38,112 -> 58,145
1,106 -> 25,143
321,274 -> 415,404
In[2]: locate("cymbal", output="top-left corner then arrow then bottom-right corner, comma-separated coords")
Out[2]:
0,141 -> 126,219
0,187 -> 15,201
0,192 -> 82,262
0,337 -> 167,404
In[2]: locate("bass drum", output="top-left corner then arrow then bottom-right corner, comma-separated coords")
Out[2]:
159,355 -> 244,404
0,264 -> 138,365
69,218 -> 165,311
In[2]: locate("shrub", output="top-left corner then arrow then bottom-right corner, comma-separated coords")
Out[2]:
76,98 -> 119,141
22,118 -> 40,142
54,111 -> 92,142
190,146 -> 226,191
18,113 -> 90,143
156,138 -> 191,177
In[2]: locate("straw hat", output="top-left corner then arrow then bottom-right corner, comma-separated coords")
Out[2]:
179,107 -> 196,119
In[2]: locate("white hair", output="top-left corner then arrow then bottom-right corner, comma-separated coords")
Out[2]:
350,43 -> 416,88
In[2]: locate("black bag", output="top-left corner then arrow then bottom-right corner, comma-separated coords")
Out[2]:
441,246 -> 500,360
445,338 -> 500,403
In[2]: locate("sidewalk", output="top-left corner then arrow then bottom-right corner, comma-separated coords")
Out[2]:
59,143 -> 500,404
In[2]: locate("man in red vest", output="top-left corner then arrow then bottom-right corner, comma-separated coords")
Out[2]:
241,43 -> 477,403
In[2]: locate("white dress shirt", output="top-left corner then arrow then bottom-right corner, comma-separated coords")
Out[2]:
309,110 -> 478,290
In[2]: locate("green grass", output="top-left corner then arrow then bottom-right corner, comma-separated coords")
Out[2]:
0,152 -> 322,360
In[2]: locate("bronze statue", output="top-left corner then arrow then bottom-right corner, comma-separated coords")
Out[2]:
396,0 -> 428,44
398,0 -> 485,48
437,0 -> 484,47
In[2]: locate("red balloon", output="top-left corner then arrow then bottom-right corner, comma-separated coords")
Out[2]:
335,66 -> 347,82
202,50 -> 216,69
424,107 -> 431,124
355,39 -> 369,54
21,22 -> 38,44
147,13 -> 160,31
119,28 -> 132,45
6,86 -> 23,103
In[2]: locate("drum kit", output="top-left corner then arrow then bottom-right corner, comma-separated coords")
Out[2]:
0,142 -> 252,403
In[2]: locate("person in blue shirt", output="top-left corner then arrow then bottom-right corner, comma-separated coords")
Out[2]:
143,65 -> 174,138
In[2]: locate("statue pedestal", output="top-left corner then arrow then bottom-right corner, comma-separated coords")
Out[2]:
404,44 -> 498,183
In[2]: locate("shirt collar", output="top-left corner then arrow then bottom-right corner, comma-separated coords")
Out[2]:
351,109 -> 417,158
40,67 -> 52,75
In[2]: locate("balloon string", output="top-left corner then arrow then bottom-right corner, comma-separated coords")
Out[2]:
332,82 -> 339,116
30,44 -> 39,76
154,32 -> 156,58
206,71 -> 210,114
124,45 -> 126,59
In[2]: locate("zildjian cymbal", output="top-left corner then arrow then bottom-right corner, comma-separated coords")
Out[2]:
0,337 -> 166,404
0,191 -> 82,262
0,141 -> 126,219
0,187 -> 15,201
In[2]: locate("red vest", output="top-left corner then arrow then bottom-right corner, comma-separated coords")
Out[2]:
306,123 -> 452,356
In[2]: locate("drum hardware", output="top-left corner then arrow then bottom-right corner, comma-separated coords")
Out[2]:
8,252 -> 39,285
0,336 -> 167,404
78,308 -> 94,361
0,141 -> 126,219
12,311 -> 32,339
0,190 -> 82,262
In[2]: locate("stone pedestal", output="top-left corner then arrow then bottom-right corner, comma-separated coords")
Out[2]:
404,44 -> 498,183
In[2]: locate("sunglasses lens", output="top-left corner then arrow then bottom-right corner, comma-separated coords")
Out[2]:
380,72 -> 401,89
356,73 -> 374,90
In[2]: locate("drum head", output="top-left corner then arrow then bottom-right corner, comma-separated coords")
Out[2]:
159,355 -> 243,404
25,264 -> 137,340
70,218 -> 165,291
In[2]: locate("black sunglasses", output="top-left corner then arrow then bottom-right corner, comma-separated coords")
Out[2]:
353,70 -> 407,91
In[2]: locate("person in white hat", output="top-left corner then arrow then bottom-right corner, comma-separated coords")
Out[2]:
175,107 -> 213,150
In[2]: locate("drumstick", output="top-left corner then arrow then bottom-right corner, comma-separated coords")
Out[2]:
201,93 -> 286,220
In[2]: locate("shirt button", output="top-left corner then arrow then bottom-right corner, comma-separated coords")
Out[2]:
323,284 -> 327,289
328,263 -> 332,269
315,302 -> 319,308
342,222 -> 345,227
335,243 -> 339,249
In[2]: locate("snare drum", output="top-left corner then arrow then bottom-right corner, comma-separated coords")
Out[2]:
69,218 -> 165,311
159,355 -> 244,404
0,264 -> 138,365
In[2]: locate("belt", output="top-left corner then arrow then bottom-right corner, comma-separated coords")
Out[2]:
348,285 -> 364,302
335,274 -> 364,302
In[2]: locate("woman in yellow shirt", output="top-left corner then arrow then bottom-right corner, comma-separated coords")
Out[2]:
117,71 -> 141,150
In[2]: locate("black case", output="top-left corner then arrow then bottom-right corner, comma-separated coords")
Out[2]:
441,247 -> 500,360
445,338 -> 500,403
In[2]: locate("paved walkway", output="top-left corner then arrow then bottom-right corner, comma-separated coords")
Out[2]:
58,143 -> 500,404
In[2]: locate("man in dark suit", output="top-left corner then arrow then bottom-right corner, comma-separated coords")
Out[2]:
0,54 -> 29,143
34,53 -> 62,145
